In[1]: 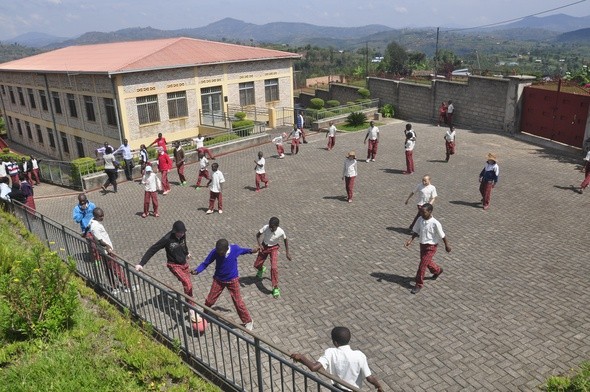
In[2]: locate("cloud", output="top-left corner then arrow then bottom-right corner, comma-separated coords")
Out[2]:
395,6 -> 408,13
46,0 -> 62,4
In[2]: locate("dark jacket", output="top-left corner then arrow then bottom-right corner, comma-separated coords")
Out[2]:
139,231 -> 188,266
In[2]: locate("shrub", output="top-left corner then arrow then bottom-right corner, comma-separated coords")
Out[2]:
71,157 -> 97,186
357,88 -> 370,99
309,98 -> 325,110
326,100 -> 340,108
205,133 -> 239,145
234,112 -> 247,121
147,147 -> 158,159
232,119 -> 255,137
317,110 -> 336,120
381,104 -> 395,118
346,112 -> 368,127
544,362 -> 590,392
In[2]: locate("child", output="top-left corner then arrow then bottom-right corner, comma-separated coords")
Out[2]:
192,238 -> 257,330
272,133 -> 286,159
326,121 -> 337,150
206,162 -> 225,214
444,126 -> 456,162
479,153 -> 499,210
404,132 -> 415,174
254,151 -> 268,192
342,150 -> 357,203
141,165 -> 161,218
438,101 -> 448,126
363,121 -> 379,162
195,151 -> 210,188
157,149 -> 173,195
290,127 -> 302,155
253,217 -> 292,299
194,134 -> 215,159
173,141 -> 187,186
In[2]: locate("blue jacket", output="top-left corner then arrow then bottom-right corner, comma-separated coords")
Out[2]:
195,244 -> 253,282
73,201 -> 96,233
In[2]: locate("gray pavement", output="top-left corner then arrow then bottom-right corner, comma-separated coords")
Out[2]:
33,120 -> 590,391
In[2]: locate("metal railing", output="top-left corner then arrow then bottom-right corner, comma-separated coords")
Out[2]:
227,105 -> 270,124
280,100 -> 380,127
38,159 -> 86,190
5,200 -> 359,392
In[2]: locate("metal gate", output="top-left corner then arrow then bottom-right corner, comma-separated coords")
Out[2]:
521,84 -> 590,148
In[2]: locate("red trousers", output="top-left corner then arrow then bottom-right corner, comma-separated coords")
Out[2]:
196,169 -> 210,186
197,147 -> 215,159
167,263 -> 194,305
31,168 -> 41,185
106,256 -> 130,288
276,144 -> 284,156
415,244 -> 442,288
161,170 -> 170,191
405,150 -> 414,173
291,138 -> 300,154
209,191 -> 222,210
176,162 -> 186,183
255,173 -> 268,190
205,277 -> 251,324
327,136 -> 335,150
479,181 -> 494,207
143,191 -> 158,215
367,140 -> 378,160
344,176 -> 355,201
254,244 -> 280,287
581,161 -> 590,189
445,141 -> 456,155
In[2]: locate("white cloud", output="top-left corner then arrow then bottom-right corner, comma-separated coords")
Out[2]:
395,6 -> 408,13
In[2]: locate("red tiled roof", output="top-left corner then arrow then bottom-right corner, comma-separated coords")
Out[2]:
0,37 -> 300,74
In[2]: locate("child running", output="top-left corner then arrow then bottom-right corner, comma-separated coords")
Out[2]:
254,151 -> 269,192
195,151 -> 210,188
444,126 -> 456,162
253,217 -> 292,299
206,162 -> 225,214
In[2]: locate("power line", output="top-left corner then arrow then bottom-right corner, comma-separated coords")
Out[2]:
442,0 -> 587,32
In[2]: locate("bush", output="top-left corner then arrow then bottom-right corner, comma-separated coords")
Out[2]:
71,157 -> 97,186
326,100 -> 340,108
205,133 -> 240,145
346,112 -> 368,127
234,112 -> 247,121
381,104 -> 395,118
316,110 -> 337,120
357,88 -> 370,99
544,362 -> 590,392
232,119 -> 255,137
309,98 -> 325,110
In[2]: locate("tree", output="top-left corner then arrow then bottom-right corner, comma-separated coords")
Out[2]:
382,41 -> 408,74
435,50 -> 462,76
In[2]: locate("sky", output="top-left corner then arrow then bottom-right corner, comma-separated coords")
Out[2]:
0,0 -> 589,40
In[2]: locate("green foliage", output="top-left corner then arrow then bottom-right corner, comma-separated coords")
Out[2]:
0,152 -> 21,162
380,104 -> 395,118
357,88 -> 370,99
326,100 -> 340,108
232,119 -> 255,137
71,157 -> 97,185
0,117 -> 5,135
2,148 -> 9,154
147,147 -> 158,159
382,41 -> 408,74
234,111 -> 247,120
309,98 -> 325,109
544,362 -> 590,392
346,112 -> 368,127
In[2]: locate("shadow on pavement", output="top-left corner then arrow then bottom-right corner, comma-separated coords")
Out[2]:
323,195 -> 348,202
240,275 -> 273,295
386,226 -> 412,234
381,168 -> 405,174
449,200 -> 481,209
370,272 -> 414,289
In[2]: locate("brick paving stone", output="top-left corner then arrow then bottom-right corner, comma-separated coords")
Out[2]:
32,119 -> 590,391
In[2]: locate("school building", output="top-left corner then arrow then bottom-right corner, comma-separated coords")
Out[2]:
0,37 -> 300,160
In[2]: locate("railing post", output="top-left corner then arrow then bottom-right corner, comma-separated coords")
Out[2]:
176,291 -> 190,356
255,337 -> 264,392
61,223 -> 71,256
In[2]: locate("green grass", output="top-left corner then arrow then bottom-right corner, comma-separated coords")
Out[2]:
544,362 -> 590,392
337,122 -> 384,132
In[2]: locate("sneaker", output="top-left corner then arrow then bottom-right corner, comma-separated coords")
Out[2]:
189,309 -> 197,323
154,213 -> 160,217
162,190 -> 170,195
255,189 -> 260,192
244,320 -> 254,331
256,266 -> 267,278
272,287 -> 281,298
141,213 -> 147,218
123,284 -> 139,293
410,286 -> 421,294
348,199 -> 352,203
111,288 -> 121,296
371,159 -> 375,162
206,210 -> 214,214
218,210 -> 223,214
366,159 -> 370,163
432,268 -> 443,280
182,181 -> 187,186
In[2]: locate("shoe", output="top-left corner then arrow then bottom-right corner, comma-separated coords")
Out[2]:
264,182 -> 268,188
244,320 -> 254,331
371,159 -> 375,162
255,189 -> 260,192
483,205 -> 489,210
123,284 -> 139,293
256,266 -> 267,278
402,171 -> 411,175
141,213 -> 147,218
189,309 -> 197,323
348,199 -> 352,203
432,268 -> 443,280
366,159 -> 370,163
154,213 -> 160,217
303,140 -> 308,144
411,286 -> 421,294
101,185 -> 106,191
111,288 -> 121,296
272,287 -> 281,298
182,181 -> 187,186
162,190 -> 170,195
218,210 -> 223,214
206,210 -> 214,214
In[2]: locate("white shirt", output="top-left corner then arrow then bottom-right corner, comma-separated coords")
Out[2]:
584,150 -> 590,161
114,144 -> 133,160
96,145 -> 114,155
259,224 -> 287,246
0,183 -> 11,200
291,129 -> 301,140
209,170 -> 225,193
366,126 -> 379,141
328,124 -> 337,137
445,129 -> 456,142
405,129 -> 416,141
414,183 -> 437,206
199,156 -> 209,170
31,158 -> 39,170
272,136 -> 283,145
447,103 -> 454,114
343,158 -> 357,177
255,157 -> 266,174
412,216 -> 445,245
405,139 -> 415,151
103,153 -> 116,170
318,345 -> 372,390
0,163 -> 6,177
142,172 -> 160,192
195,136 -> 205,149
88,219 -> 113,250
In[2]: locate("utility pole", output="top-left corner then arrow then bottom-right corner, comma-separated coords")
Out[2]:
365,41 -> 369,88
434,27 -> 440,80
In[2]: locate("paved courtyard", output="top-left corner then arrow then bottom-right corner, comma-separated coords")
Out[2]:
33,120 -> 590,391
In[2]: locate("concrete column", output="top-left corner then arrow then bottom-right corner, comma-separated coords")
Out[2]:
504,75 -> 535,134
268,107 -> 277,128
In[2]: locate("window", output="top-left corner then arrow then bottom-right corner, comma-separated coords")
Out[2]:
84,95 -> 96,121
16,119 -> 22,136
17,87 -> 25,106
28,88 -> 36,109
104,98 -> 117,126
167,91 -> 188,119
264,78 -> 279,102
75,136 -> 85,158
52,92 -> 62,114
0,85 -> 5,95
25,121 -> 32,139
7,116 -> 12,128
47,128 -> 56,148
8,86 -> 15,104
136,94 -> 160,124
67,93 -> 78,118
239,82 -> 255,106
36,124 -> 44,144
60,132 -> 69,154
39,90 -> 48,111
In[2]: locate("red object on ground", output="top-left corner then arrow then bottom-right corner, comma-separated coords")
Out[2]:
0,137 -> 8,150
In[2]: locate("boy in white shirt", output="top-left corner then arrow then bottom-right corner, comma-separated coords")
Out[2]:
363,121 -> 379,162
193,134 -> 216,159
290,128 -> 302,155
342,150 -> 357,203
405,175 -> 437,229
326,121 -> 337,151
404,132 -> 415,174
444,126 -> 456,162
141,165 -> 161,218
253,217 -> 292,299
206,163 -> 225,214
254,151 -> 269,192
195,151 -> 210,188
272,133 -> 286,158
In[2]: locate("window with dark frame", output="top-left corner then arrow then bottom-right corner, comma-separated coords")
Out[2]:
67,93 -> 78,118
75,136 -> 85,158
28,88 -> 36,109
47,128 -> 56,148
25,121 -> 32,139
137,94 -> 160,125
264,78 -> 279,102
239,82 -> 255,106
16,119 -> 22,136
39,90 -> 48,111
167,91 -> 188,119
0,85 -> 5,95
60,132 -> 69,154
17,87 -> 25,106
84,95 -> 96,121
52,92 -> 62,114
8,86 -> 15,104
36,124 -> 44,144
104,98 -> 117,126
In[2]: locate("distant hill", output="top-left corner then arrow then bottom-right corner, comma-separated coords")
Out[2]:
483,13 -> 590,32
557,27 -> 590,42
5,32 -> 70,48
